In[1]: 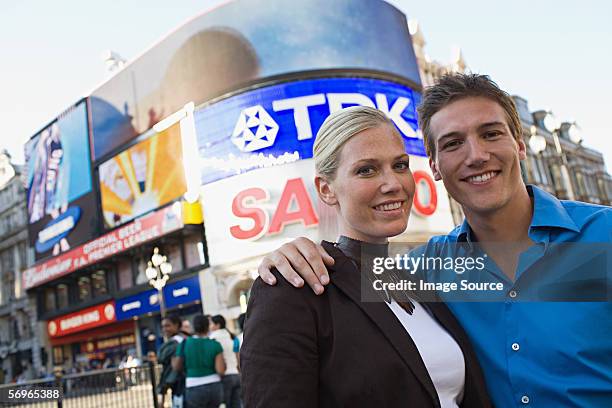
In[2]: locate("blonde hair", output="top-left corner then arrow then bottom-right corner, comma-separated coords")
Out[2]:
313,106 -> 398,179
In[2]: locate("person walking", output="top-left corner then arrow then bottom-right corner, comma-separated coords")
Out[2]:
173,315 -> 225,408
210,315 -> 242,408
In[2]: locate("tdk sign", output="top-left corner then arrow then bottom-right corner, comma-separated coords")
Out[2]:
232,105 -> 280,152
195,77 -> 423,185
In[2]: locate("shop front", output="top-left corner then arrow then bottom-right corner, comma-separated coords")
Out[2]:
47,301 -> 138,370
115,275 -> 203,357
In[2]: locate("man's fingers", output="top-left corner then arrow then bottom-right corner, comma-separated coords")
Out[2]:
316,244 -> 334,285
257,258 -> 277,286
278,242 -> 325,295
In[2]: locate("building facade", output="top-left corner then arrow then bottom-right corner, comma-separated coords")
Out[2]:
0,152 -> 42,383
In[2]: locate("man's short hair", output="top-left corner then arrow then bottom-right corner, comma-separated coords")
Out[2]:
417,73 -> 523,158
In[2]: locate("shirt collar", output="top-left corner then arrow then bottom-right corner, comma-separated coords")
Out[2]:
528,185 -> 580,233
455,184 -> 580,243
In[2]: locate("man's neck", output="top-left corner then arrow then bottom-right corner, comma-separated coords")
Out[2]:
463,185 -> 533,244
462,185 -> 533,280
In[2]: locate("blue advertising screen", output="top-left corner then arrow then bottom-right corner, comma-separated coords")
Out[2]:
24,101 -> 99,261
195,77 -> 424,185
89,0 -> 420,162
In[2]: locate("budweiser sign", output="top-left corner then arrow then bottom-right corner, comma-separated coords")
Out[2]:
24,205 -> 183,290
48,301 -> 116,338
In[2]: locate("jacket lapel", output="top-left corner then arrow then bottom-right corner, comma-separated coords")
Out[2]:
322,242 -> 440,406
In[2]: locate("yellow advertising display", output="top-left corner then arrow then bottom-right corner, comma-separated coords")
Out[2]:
99,122 -> 187,229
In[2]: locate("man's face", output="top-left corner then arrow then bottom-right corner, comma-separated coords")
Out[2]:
428,97 -> 526,216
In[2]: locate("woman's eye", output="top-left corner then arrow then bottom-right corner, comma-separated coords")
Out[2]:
356,166 -> 375,176
394,161 -> 410,171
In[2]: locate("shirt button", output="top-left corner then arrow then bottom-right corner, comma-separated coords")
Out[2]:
509,290 -> 518,298
512,343 -> 520,351
521,395 -> 530,404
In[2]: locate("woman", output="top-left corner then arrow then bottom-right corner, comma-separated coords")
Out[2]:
209,315 -> 242,408
173,315 -> 226,408
157,314 -> 186,407
241,106 -> 491,407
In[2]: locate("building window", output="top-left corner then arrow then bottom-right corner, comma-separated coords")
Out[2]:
44,288 -> 56,311
78,276 -> 92,301
57,284 -> 69,309
117,259 -> 134,290
184,234 -> 206,269
92,270 -> 108,297
167,242 -> 183,273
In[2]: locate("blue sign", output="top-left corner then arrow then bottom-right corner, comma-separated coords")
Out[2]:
195,77 -> 424,185
163,276 -> 202,309
116,288 -> 158,320
115,276 -> 202,320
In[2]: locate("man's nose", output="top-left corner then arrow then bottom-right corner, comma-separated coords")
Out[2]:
464,137 -> 490,166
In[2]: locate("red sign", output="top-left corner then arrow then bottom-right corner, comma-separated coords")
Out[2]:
230,177 -> 319,240
412,170 -> 438,216
48,301 -> 117,338
23,205 -> 184,290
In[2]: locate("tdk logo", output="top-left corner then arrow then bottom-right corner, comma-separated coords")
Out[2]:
232,105 -> 279,152
230,92 -> 418,153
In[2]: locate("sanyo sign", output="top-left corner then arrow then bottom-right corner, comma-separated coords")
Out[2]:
195,77 -> 425,185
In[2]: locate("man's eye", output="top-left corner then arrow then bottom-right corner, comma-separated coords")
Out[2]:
442,140 -> 462,150
484,131 -> 502,138
356,166 -> 375,176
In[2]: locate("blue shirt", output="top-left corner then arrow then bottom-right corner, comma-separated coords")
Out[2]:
422,186 -> 612,407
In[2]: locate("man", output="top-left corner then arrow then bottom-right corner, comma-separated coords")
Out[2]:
256,73 -> 612,407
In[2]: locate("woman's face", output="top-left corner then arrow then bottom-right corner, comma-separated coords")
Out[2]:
161,319 -> 180,338
320,124 -> 415,243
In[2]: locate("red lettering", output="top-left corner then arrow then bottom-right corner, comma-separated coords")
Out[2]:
412,170 -> 437,216
269,178 -> 319,234
230,188 -> 269,240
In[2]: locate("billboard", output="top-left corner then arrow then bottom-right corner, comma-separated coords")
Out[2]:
194,76 -> 422,185
98,121 -> 187,229
24,101 -> 98,261
23,204 -> 184,290
89,0 -> 420,162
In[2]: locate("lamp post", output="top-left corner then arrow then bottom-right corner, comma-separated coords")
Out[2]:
542,111 -> 583,200
146,247 -> 172,318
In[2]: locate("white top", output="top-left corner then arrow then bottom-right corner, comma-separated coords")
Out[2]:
210,329 -> 239,375
386,300 -> 465,408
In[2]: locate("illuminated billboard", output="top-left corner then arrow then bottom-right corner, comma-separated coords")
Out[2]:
24,101 -> 98,261
194,76 -> 423,185
98,121 -> 187,229
89,0 -> 419,162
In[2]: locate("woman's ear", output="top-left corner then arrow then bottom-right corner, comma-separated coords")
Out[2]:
315,175 -> 338,206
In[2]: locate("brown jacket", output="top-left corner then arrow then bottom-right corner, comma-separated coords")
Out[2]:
241,242 -> 491,408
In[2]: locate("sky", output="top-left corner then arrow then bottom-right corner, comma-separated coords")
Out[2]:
1,0 -> 610,172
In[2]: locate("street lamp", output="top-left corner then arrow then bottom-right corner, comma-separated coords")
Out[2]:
146,247 -> 172,318
542,111 -> 576,200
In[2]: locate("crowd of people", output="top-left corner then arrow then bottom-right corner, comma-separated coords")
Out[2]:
157,312 -> 246,408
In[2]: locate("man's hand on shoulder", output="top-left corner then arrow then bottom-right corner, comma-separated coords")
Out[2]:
258,237 -> 335,294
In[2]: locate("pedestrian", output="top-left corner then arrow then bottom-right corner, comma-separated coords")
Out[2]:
210,315 -> 242,408
173,315 -> 225,408
256,74 -> 612,407
158,314 -> 186,408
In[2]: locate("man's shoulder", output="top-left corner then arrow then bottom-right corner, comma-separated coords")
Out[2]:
560,199 -> 612,238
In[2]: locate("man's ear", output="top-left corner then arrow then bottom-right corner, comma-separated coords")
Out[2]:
429,157 -> 442,181
315,176 -> 338,206
517,138 -> 527,161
